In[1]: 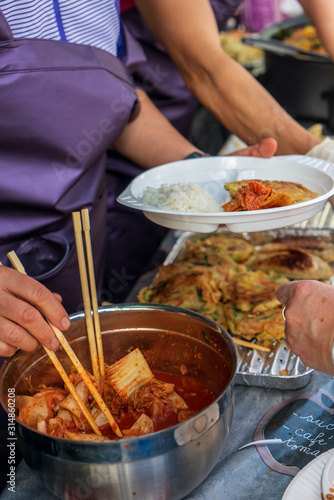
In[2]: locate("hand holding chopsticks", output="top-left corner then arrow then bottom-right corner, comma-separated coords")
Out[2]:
6,209 -> 123,438
6,251 -> 102,435
0,261 -> 70,356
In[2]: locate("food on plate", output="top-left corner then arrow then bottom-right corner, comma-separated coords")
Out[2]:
138,232 -> 334,347
280,24 -> 328,55
222,179 -> 317,212
16,348 -> 217,440
140,183 -> 221,213
139,178 -> 318,214
225,180 -> 318,203
246,247 -> 333,280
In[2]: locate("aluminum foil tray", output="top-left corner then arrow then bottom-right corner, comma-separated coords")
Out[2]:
159,225 -> 334,390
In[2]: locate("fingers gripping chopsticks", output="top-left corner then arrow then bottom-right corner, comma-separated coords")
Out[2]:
6,209 -> 122,438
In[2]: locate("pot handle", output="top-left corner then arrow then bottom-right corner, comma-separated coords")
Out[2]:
173,402 -> 220,446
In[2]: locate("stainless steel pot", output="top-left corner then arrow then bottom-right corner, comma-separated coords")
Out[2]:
243,15 -> 334,130
0,304 -> 237,500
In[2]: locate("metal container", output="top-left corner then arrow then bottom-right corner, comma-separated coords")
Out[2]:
157,227 -> 334,389
243,15 -> 334,129
0,304 -> 237,500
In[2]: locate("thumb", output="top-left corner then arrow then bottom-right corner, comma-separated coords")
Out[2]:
230,138 -> 278,158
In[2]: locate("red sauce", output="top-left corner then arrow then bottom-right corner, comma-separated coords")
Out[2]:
156,371 -> 216,419
101,371 -> 217,439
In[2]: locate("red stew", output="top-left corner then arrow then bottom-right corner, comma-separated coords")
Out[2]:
101,371 -> 217,438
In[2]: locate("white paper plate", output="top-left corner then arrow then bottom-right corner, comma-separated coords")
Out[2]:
282,449 -> 334,500
322,452 -> 334,498
117,155 -> 334,233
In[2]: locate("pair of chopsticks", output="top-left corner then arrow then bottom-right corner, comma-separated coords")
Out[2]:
72,210 -> 104,382
7,209 -> 122,438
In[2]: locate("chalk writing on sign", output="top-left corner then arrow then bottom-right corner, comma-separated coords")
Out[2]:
253,389 -> 334,476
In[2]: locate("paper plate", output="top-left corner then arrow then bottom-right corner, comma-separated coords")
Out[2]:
117,155 -> 334,233
282,449 -> 334,500
322,452 -> 334,499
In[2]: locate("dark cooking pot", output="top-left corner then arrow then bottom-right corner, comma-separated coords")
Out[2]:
243,15 -> 334,130
0,304 -> 237,500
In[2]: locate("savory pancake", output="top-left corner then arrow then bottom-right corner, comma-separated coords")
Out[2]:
138,262 -> 226,327
223,180 -> 295,211
178,247 -> 246,290
224,303 -> 285,346
257,238 -> 334,263
224,179 -> 318,204
220,269 -> 289,312
137,230 -> 334,348
246,248 -> 333,280
184,233 -> 255,263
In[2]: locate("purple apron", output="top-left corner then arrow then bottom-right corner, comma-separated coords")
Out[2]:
0,10 -> 138,314
209,0 -> 244,30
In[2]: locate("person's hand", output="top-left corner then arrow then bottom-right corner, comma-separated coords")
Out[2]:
229,138 -> 278,158
277,280 -> 334,375
0,266 -> 71,356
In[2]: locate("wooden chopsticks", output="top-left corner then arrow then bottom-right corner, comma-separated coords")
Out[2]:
232,337 -> 271,353
80,209 -> 105,379
72,211 -> 100,381
71,209 -> 122,436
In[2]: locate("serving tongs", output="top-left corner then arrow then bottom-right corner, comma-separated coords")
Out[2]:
242,35 -> 331,63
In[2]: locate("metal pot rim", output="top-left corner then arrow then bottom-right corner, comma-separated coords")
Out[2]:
0,303 -> 237,455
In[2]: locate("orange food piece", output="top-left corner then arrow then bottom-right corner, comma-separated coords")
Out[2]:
222,180 -> 295,212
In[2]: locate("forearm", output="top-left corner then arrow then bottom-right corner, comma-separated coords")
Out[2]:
134,0 -> 320,156
183,52 -> 320,155
298,0 -> 334,61
113,90 -> 201,168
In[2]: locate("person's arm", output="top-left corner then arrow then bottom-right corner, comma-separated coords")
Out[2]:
0,265 -> 70,356
113,90 -> 202,167
132,0 -> 320,156
277,280 -> 334,376
298,0 -> 334,61
113,89 -> 278,166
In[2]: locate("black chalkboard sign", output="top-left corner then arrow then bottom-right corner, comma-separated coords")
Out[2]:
253,389 -> 334,476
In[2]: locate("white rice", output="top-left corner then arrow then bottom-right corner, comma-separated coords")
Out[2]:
140,183 -> 221,213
